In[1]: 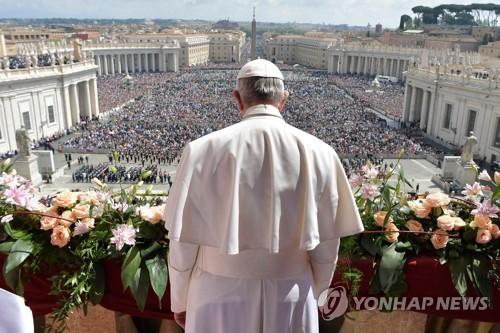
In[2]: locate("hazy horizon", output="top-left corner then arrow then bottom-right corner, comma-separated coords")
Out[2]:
0,0 -> 497,28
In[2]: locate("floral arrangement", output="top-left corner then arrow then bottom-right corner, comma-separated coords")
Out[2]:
0,160 -> 168,333
342,156 -> 500,303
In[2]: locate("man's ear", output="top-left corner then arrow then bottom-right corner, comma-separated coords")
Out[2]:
233,89 -> 244,112
278,90 -> 289,113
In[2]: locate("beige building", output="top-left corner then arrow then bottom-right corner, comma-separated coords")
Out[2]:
264,32 -> 339,69
379,31 -> 480,51
2,28 -> 66,56
479,41 -> 500,60
120,33 -> 210,67
208,31 -> 246,63
403,65 -> 500,163
0,32 -> 6,58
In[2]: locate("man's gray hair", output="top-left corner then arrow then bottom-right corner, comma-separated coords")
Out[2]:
237,77 -> 285,103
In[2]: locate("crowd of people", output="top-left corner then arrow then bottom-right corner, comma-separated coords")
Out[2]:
63,69 -> 443,175
329,74 -> 405,119
72,162 -> 172,186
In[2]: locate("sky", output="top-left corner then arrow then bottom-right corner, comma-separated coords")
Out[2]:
0,0 -> 495,27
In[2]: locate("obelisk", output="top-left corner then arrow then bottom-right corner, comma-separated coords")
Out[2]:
251,7 -> 257,60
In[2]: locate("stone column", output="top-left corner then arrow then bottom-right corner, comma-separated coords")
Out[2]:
138,53 -> 142,72
145,53 -> 149,72
124,54 -> 129,73
356,56 -> 362,74
396,59 -> 401,79
62,85 -> 72,128
103,55 -> 108,75
389,59 -> 394,77
152,53 -> 156,72
117,55 -> 122,74
110,55 -> 115,75
131,54 -> 136,73
82,80 -> 92,120
96,56 -> 102,76
426,92 -> 435,133
419,90 -> 429,130
409,85 -> 417,122
363,56 -> 368,75
69,84 -> 80,125
89,78 -> 99,118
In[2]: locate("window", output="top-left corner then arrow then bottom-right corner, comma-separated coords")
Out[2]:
22,111 -> 31,130
443,103 -> 452,129
48,105 -> 55,124
494,118 -> 500,148
466,110 -> 476,135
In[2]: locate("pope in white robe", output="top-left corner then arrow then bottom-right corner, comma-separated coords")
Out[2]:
164,59 -> 364,333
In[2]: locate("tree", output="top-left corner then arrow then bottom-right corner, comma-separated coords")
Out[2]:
399,15 -> 413,30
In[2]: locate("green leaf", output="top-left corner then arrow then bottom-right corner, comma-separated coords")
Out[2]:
5,239 -> 33,273
2,260 -> 23,295
0,241 -> 15,254
3,223 -> 29,240
90,261 -> 105,305
491,184 -> 500,201
121,246 -> 141,291
378,244 -> 407,296
471,254 -> 493,305
130,266 -> 149,311
382,186 -> 391,210
448,256 -> 468,296
145,255 -> 168,307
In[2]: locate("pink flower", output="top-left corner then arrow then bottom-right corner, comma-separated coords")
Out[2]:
349,174 -> 364,188
73,218 -> 95,236
471,200 -> 500,218
3,185 -> 31,207
478,170 -> 491,182
489,224 -> 500,239
431,229 -> 449,249
476,228 -> 492,244
110,224 -> 137,251
495,172 -> 500,184
0,172 -> 24,188
470,214 -> 492,229
361,184 -> 380,201
461,182 -> 483,198
452,217 -> 466,230
364,167 -> 379,180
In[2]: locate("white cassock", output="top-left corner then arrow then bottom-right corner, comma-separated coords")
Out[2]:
164,104 -> 364,333
0,288 -> 34,333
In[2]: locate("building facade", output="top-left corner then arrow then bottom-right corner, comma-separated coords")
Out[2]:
88,42 -> 180,75
328,45 -> 481,80
208,32 -> 246,63
0,58 -> 98,154
403,66 -> 500,163
264,33 -> 338,69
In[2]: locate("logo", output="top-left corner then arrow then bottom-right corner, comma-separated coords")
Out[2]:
317,286 -> 349,321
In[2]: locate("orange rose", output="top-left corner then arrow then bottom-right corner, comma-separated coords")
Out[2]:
405,220 -> 424,233
471,215 -> 491,229
58,210 -> 75,227
40,216 -> 58,230
50,225 -> 71,248
489,224 -> 500,239
385,223 -> 399,243
431,229 -> 449,249
408,200 -> 431,219
476,228 -> 492,244
140,205 -> 164,225
437,215 -> 455,231
423,192 -> 450,209
52,192 -> 77,208
452,217 -> 466,230
72,204 -> 91,220
373,211 -> 392,227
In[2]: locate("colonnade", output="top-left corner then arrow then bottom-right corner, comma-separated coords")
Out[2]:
329,53 -> 410,79
63,78 -> 99,126
93,51 -> 178,76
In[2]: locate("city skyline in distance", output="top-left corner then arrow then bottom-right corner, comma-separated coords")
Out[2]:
0,0 -> 497,28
